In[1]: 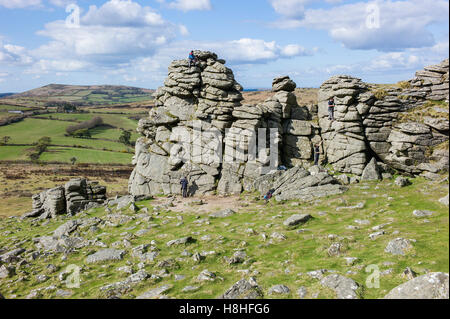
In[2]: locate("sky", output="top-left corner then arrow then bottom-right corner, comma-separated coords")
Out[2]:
0,0 -> 448,92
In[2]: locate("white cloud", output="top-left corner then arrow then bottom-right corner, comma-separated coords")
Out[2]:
166,0 -> 211,11
26,59 -> 91,74
30,0 -> 178,74
82,0 -> 166,27
196,38 -> 313,64
0,0 -> 41,8
269,0 -> 311,19
179,25 -> 190,36
0,41 -> 33,65
271,0 -> 449,52
281,44 -> 310,57
48,0 -> 72,7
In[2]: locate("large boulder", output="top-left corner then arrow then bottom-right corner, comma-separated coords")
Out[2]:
272,76 -> 296,92
253,166 -> 348,202
384,272 -> 449,299
361,158 -> 382,181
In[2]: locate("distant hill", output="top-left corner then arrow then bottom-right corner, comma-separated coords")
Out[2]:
0,93 -> 16,98
6,84 -> 154,107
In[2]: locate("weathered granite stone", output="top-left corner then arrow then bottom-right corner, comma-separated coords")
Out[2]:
384,272 -> 449,299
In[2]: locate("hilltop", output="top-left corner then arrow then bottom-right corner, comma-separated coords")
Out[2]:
2,84 -> 155,107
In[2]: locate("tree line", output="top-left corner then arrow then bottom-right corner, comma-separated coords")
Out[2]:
65,116 -> 104,138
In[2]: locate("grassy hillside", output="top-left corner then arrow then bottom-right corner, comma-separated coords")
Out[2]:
0,177 -> 447,299
0,163 -> 132,217
4,84 -> 154,107
0,111 -> 142,164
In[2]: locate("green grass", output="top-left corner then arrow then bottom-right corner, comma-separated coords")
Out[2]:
38,113 -> 139,131
0,118 -> 135,154
0,177 -> 447,299
0,145 -> 31,160
0,105 -> 33,111
39,147 -> 133,164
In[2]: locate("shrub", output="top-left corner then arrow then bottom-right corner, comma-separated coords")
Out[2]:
119,130 -> 132,145
66,116 -> 103,135
397,81 -> 411,90
373,89 -> 388,100
73,128 -> 91,139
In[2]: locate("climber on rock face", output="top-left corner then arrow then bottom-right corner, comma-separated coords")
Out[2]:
328,97 -> 335,121
314,141 -> 323,166
188,50 -> 197,68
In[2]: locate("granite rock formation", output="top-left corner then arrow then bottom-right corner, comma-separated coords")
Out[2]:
129,53 -> 449,198
23,178 -> 106,219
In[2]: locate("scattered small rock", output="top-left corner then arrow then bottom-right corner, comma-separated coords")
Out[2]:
268,284 -> 290,295
385,238 -> 413,256
136,285 -> 172,299
395,177 -> 411,187
412,210 -> 434,217
320,274 -> 360,299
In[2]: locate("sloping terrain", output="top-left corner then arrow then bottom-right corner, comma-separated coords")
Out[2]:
2,84 -> 154,107
0,176 -> 448,299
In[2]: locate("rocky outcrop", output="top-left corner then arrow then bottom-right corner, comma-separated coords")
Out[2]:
318,59 -> 449,177
129,51 -> 316,198
129,51 -> 243,197
318,76 -> 370,175
404,59 -> 449,104
23,178 -> 106,219
129,53 -> 448,199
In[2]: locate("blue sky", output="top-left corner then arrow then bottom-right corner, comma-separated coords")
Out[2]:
0,0 -> 448,92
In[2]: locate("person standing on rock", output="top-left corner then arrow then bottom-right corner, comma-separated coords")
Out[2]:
188,50 -> 197,68
314,141 -> 323,166
180,176 -> 189,198
328,97 -> 335,121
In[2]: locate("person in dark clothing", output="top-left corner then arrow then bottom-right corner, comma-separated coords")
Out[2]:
180,176 -> 189,198
328,97 -> 335,121
264,188 -> 275,204
314,141 -> 323,166
188,50 -> 197,68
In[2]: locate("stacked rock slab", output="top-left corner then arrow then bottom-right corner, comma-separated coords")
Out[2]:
318,76 -> 370,175
24,179 -> 106,219
252,166 -> 347,202
129,51 -> 319,196
405,59 -> 449,105
217,76 -> 313,194
129,51 -> 244,197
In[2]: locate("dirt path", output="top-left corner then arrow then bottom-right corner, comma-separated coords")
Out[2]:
150,195 -> 260,214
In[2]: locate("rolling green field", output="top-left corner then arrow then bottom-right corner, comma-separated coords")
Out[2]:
0,111 -> 139,164
39,147 -> 133,164
0,146 -> 31,161
3,84 -> 154,107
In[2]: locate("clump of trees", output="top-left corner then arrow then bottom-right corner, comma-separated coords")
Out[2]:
1,136 -> 11,145
66,116 -> 103,137
119,129 -> 132,145
28,136 -> 52,162
72,128 -> 91,139
45,102 -> 80,113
